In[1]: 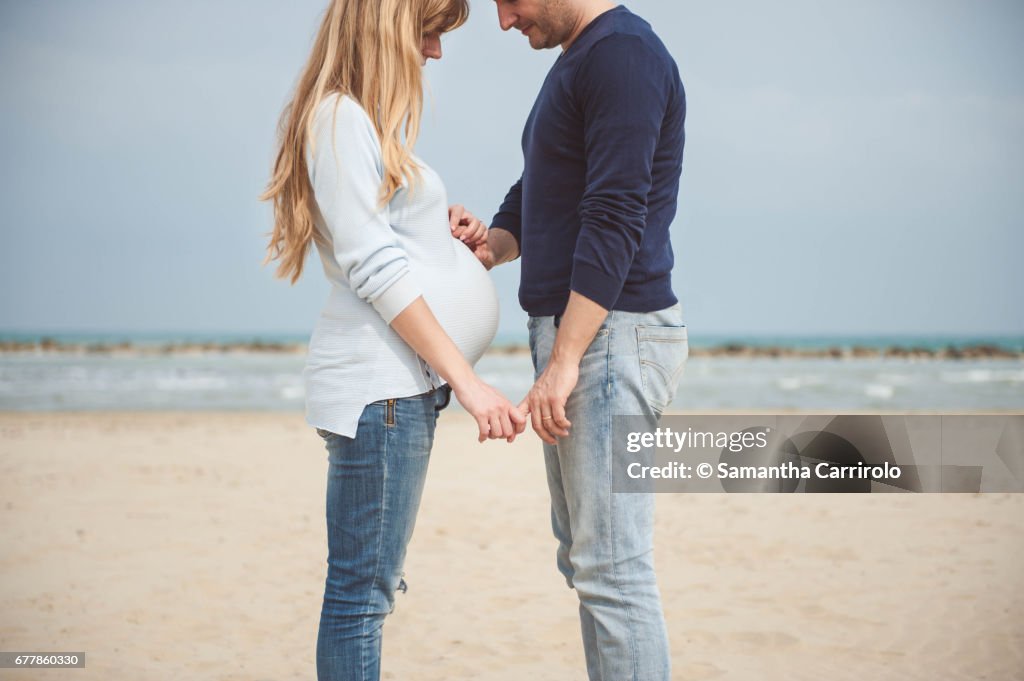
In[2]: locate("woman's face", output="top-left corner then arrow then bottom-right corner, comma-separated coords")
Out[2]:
420,31 -> 442,65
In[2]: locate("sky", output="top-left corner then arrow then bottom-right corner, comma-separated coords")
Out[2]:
0,0 -> 1022,339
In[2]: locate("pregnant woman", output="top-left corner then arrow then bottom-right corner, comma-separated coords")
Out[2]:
260,1 -> 525,678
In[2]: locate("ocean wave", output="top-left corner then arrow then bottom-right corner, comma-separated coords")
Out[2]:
865,384 -> 895,400
777,375 -> 827,391
279,386 -> 304,401
153,375 -> 231,391
941,369 -> 1024,384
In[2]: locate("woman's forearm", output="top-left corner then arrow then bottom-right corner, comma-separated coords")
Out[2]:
390,295 -> 526,442
389,296 -> 476,390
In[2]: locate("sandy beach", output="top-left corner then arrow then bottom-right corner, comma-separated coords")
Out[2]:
0,411 -> 1021,680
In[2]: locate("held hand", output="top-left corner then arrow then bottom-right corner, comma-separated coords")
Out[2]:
469,237 -> 497,271
452,377 -> 529,443
448,204 -> 488,246
518,358 -> 579,445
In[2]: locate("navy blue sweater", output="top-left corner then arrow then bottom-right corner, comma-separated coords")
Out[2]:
491,5 -> 686,317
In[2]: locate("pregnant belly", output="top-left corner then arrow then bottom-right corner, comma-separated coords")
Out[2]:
416,243 -> 500,366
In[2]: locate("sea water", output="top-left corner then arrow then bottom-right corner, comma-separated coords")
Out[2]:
1,351 -> 1022,412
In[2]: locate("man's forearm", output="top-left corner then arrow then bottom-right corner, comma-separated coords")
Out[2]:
550,291 -> 609,366
488,227 -> 521,266
519,290 -> 608,444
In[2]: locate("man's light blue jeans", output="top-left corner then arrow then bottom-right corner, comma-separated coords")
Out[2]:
529,304 -> 688,681
314,386 -> 451,681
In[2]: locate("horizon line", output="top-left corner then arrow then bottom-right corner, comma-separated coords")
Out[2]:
3,329 -> 1024,340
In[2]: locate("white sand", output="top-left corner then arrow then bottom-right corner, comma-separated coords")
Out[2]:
0,412 -> 1021,680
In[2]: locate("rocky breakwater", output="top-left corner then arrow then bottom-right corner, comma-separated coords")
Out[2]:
0,338 -> 306,356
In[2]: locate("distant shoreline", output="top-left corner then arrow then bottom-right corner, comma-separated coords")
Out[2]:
2,338 -> 1022,360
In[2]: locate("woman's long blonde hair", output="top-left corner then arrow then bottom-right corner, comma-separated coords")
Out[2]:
260,0 -> 470,284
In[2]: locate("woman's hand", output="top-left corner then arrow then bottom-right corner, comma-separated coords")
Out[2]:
448,204 -> 488,247
451,376 -> 529,443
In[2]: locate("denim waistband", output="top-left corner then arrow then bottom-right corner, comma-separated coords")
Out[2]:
404,384 -> 452,410
543,302 -> 683,328
531,304 -> 686,357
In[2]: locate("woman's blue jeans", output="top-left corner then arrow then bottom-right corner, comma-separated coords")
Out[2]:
315,386 -> 451,681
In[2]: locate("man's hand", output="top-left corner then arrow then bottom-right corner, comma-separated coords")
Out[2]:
519,358 -> 579,445
448,204 -> 487,246
469,237 -> 497,270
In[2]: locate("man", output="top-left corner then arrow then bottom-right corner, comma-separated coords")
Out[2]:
473,1 -> 688,679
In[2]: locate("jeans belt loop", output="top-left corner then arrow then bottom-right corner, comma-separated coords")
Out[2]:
436,384 -> 452,411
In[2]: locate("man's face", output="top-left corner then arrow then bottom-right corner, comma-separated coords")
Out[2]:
493,0 -> 577,50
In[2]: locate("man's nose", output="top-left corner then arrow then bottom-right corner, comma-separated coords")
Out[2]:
497,6 -> 517,31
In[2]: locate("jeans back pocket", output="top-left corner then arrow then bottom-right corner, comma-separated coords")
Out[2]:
636,325 -> 689,414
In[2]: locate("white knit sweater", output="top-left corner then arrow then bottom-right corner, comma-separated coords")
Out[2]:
303,93 -> 499,437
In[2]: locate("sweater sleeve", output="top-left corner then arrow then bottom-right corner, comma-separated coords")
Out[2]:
308,96 -> 422,324
569,34 -> 672,310
490,175 -> 524,249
